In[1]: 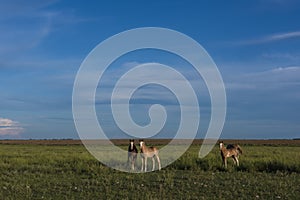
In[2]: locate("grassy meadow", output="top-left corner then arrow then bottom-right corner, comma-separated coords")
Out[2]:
0,140 -> 299,199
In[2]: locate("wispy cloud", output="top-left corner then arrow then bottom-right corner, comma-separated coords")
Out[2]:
0,0 -> 58,18
268,31 -> 300,40
95,62 -> 209,106
0,2 -> 94,57
226,66 -> 300,90
238,31 -> 300,45
0,117 -> 24,136
262,52 -> 300,61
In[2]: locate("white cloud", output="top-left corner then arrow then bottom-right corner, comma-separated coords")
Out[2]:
268,31 -> 300,41
237,31 -> 300,45
0,117 -> 24,136
226,66 -> 300,90
262,52 -> 300,61
270,66 -> 300,72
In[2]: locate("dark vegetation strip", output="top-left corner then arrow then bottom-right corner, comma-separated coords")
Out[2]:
0,139 -> 300,146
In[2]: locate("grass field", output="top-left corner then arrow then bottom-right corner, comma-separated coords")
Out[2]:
0,140 -> 299,199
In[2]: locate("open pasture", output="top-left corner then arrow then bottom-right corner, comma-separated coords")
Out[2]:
0,140 -> 299,199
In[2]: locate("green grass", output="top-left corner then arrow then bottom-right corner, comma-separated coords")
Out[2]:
0,144 -> 299,199
171,145 -> 300,173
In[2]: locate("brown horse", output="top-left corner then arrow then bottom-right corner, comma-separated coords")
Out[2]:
219,141 -> 242,168
127,139 -> 138,170
139,140 -> 161,172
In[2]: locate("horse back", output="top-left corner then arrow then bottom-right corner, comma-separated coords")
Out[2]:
149,146 -> 158,152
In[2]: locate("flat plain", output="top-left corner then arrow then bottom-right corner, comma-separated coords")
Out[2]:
0,139 -> 299,199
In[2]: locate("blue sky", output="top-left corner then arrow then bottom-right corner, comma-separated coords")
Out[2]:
1,0 -> 300,139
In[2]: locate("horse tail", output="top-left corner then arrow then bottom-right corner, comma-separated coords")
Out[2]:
236,145 -> 243,155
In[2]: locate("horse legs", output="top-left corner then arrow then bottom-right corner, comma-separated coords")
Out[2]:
127,153 -> 130,168
133,154 -> 137,170
221,156 -> 226,168
144,157 -> 147,172
128,154 -> 132,170
232,156 -> 239,166
232,156 -> 236,165
152,157 -> 155,171
131,157 -> 135,170
156,155 -> 161,170
235,156 -> 239,166
141,157 -> 144,172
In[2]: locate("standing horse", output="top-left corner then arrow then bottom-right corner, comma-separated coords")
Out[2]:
219,141 -> 242,168
127,139 -> 138,170
139,140 -> 161,172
